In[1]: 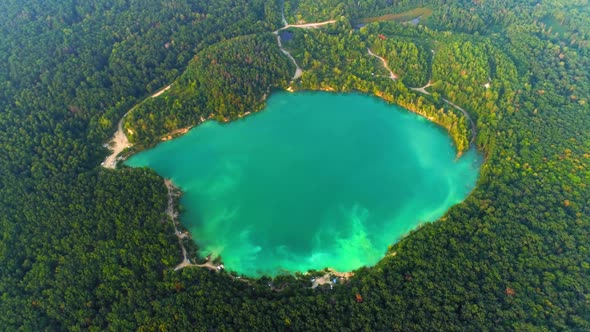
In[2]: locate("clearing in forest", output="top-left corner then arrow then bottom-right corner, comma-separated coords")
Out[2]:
358,7 -> 433,24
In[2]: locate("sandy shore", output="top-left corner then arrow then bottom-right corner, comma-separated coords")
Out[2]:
311,268 -> 354,288
161,127 -> 191,141
102,84 -> 173,169
165,179 -> 193,271
102,113 -> 132,169
166,179 -> 228,273
166,180 -> 355,284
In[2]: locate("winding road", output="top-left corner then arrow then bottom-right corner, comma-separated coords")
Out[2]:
443,98 -> 477,143
165,180 -> 195,271
102,84 -> 172,169
102,112 -> 132,169
165,180 -> 224,272
274,8 -> 337,82
367,48 -> 398,81
410,82 -> 477,143
274,31 -> 303,81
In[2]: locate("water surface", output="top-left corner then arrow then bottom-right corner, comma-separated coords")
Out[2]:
126,91 -> 480,277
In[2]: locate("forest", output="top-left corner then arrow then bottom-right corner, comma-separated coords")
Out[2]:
0,0 -> 589,330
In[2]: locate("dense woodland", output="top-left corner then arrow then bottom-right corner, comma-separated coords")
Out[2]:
0,0 -> 589,330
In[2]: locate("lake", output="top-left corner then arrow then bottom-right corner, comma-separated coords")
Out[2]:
126,91 -> 481,277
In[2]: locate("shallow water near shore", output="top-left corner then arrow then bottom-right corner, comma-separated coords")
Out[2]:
126,91 -> 481,277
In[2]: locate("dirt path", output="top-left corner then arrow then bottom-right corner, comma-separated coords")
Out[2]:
168,176 -> 351,280
410,82 -> 477,143
174,258 -> 220,272
443,98 -> 477,143
166,180 -> 226,272
279,20 -> 337,30
274,6 -> 337,83
311,269 -> 354,289
410,81 -> 433,95
100,85 -> 220,272
164,180 -> 195,271
408,46 -> 476,142
367,48 -> 398,81
102,112 -> 132,169
151,84 -> 172,98
102,84 -> 172,168
274,31 -> 303,81
166,181 -> 217,272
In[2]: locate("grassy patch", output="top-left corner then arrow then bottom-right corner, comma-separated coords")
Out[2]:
358,7 -> 433,24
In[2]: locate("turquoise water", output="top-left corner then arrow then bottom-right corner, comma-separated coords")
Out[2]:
126,91 -> 481,277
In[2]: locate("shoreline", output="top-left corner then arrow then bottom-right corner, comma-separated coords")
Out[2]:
103,15 -> 472,169
104,33 -> 478,282
165,179 -> 195,271
150,131 -> 476,285
410,82 -> 477,145
93,5 -> 482,293
102,84 -> 173,169
119,88 -> 475,277
287,88 -> 473,157
119,87 -> 474,168
166,179 -> 227,273
102,111 -> 132,169
310,268 -> 354,289
163,179 -> 359,283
